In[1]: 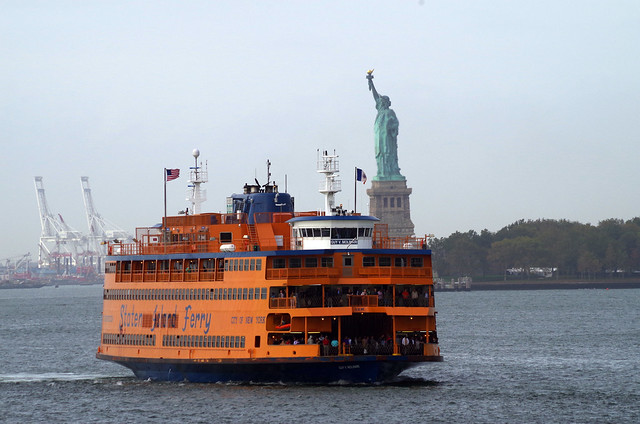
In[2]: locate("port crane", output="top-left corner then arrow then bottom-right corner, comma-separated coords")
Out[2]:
81,176 -> 131,271
34,176 -> 84,270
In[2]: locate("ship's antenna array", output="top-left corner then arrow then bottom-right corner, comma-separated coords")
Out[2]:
187,148 -> 208,215
317,149 -> 341,216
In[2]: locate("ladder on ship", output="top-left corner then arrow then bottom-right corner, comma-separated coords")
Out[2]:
247,224 -> 260,251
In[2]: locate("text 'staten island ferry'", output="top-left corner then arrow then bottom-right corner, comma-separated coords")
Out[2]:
97,150 -> 442,383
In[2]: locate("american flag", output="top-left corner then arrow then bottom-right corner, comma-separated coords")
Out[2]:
166,168 -> 180,181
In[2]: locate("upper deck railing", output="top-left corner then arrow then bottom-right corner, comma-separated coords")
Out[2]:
106,211 -> 431,256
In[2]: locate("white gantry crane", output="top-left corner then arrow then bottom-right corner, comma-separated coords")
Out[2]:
34,176 -> 84,269
81,176 -> 131,269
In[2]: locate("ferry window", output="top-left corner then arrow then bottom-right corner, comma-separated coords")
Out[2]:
213,288 -> 218,300
289,257 -> 301,268
397,197 -> 402,208
312,228 -> 321,237
273,258 -> 286,269
243,288 -> 248,300
223,288 -> 228,300
122,261 -> 131,272
304,257 -> 318,268
363,256 -> 375,267
255,336 -> 261,348
244,259 -> 250,271
395,257 -> 407,267
220,232 -> 232,243
216,336 -> 221,348
411,257 -> 424,267
233,259 -> 238,271
321,257 -> 333,267
321,228 -> 330,238
234,336 -> 240,348
249,288 -> 254,299
225,336 -> 230,348
332,228 -> 357,239
159,260 -> 169,271
256,259 -> 262,271
261,287 -> 267,299
173,260 -> 183,271
202,258 -> 214,270
241,336 -> 246,348
105,262 -> 116,273
379,257 -> 391,267
250,259 -> 255,271
224,259 -> 229,271
233,288 -> 238,300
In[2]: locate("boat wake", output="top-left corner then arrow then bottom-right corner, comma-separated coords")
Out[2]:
0,372 -> 130,383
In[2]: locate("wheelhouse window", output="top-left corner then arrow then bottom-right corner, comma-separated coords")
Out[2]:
304,257 -> 318,268
219,232 -> 232,243
321,257 -> 334,267
410,257 -> 424,267
273,258 -> 286,269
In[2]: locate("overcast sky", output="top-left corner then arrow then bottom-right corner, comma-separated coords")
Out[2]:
2,0 -> 639,260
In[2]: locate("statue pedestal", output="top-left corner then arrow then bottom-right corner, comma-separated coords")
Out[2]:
367,180 -> 414,238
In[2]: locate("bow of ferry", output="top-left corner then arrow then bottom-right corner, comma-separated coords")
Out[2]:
96,150 -> 442,383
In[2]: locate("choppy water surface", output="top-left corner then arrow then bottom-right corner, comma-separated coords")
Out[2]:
1,285 -> 638,423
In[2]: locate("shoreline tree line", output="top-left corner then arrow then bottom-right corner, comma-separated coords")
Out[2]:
429,218 -> 640,281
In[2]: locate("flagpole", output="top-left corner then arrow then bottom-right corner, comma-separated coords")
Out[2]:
354,167 -> 357,214
163,168 -> 167,247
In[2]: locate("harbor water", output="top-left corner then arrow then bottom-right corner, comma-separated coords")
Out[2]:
1,285 -> 638,423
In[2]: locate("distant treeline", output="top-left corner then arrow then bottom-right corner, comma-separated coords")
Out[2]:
429,218 -> 640,281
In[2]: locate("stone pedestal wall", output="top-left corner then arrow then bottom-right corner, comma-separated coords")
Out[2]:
367,180 -> 414,238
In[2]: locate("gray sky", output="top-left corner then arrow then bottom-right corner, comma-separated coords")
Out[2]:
2,0 -> 639,260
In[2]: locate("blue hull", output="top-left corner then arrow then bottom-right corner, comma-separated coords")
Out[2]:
98,354 -> 442,384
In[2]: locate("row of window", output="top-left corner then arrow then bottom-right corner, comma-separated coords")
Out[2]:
272,256 -> 333,269
363,256 -> 424,268
107,258 -> 223,274
294,227 -> 373,239
224,258 -> 263,272
383,197 -> 403,208
162,334 -> 246,349
103,333 -> 156,346
104,287 -> 269,301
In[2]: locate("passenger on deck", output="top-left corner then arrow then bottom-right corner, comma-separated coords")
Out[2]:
322,335 -> 330,356
401,288 -> 410,306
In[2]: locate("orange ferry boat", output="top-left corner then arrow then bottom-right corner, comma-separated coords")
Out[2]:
96,150 -> 442,383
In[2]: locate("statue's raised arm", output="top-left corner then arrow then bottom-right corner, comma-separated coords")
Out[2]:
366,69 -> 380,102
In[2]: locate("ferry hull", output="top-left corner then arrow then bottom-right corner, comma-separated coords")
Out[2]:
98,353 -> 442,384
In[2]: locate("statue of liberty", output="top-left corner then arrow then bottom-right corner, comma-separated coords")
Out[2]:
366,70 -> 404,181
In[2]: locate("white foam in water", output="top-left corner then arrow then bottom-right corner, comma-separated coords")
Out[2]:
0,372 -> 117,383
